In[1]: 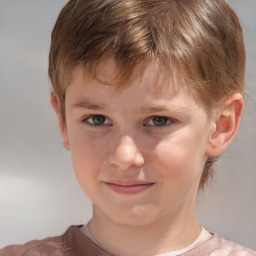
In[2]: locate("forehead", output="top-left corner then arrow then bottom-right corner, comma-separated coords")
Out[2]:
66,59 -> 209,114
70,58 -> 192,96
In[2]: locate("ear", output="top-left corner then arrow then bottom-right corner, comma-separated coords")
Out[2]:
50,92 -> 70,150
206,93 -> 244,156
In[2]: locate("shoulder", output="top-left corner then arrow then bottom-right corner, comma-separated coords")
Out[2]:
215,234 -> 256,256
0,225 -> 111,256
185,233 -> 256,256
0,229 -> 68,256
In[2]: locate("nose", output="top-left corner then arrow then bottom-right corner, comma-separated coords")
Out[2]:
109,135 -> 144,170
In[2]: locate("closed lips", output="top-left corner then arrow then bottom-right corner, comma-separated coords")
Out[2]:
105,181 -> 154,194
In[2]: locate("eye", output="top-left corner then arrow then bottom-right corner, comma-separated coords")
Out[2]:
145,116 -> 173,127
84,115 -> 112,126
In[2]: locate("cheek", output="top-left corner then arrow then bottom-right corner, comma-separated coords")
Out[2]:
67,129 -> 108,183
69,127 -> 107,159
150,135 -> 205,182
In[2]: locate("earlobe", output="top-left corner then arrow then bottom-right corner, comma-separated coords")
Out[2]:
206,93 -> 244,156
50,92 -> 71,151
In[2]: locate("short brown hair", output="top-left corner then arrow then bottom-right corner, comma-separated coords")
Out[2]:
49,0 -> 246,189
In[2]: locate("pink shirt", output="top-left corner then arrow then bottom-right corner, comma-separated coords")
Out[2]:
1,225 -> 255,256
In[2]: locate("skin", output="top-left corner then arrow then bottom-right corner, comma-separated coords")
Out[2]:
51,59 -> 243,256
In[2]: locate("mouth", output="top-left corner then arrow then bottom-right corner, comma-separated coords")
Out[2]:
105,180 -> 154,195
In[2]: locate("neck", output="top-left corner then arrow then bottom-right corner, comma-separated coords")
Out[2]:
88,205 -> 201,256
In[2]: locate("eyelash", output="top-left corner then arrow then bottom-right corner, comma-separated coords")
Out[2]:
144,116 -> 174,127
83,115 -> 112,126
82,115 -> 175,127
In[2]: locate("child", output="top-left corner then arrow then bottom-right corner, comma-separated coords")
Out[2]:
1,0 -> 255,255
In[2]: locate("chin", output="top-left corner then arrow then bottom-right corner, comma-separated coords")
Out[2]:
105,206 -> 160,227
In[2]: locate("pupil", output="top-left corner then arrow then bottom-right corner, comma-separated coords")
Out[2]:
93,115 -> 105,125
153,117 -> 167,126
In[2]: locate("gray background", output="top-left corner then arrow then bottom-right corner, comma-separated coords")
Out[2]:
0,0 -> 255,250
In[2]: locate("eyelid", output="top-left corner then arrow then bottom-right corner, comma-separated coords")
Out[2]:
83,114 -> 112,126
144,116 -> 176,127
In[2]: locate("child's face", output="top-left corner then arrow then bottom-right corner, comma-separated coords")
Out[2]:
58,60 -> 216,226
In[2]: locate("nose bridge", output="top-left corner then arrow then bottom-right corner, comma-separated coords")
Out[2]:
109,132 -> 144,170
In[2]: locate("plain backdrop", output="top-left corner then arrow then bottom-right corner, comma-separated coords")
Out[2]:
0,0 -> 256,250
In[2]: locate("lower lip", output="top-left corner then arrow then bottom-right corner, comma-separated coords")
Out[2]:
105,183 -> 154,195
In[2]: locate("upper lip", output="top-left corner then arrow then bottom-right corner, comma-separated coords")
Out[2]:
105,180 -> 154,186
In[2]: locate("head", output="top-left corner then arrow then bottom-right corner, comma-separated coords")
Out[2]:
49,0 -> 245,190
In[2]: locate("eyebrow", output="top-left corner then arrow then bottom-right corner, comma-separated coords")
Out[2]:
140,105 -> 189,114
72,100 -> 107,111
72,100 -> 189,113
